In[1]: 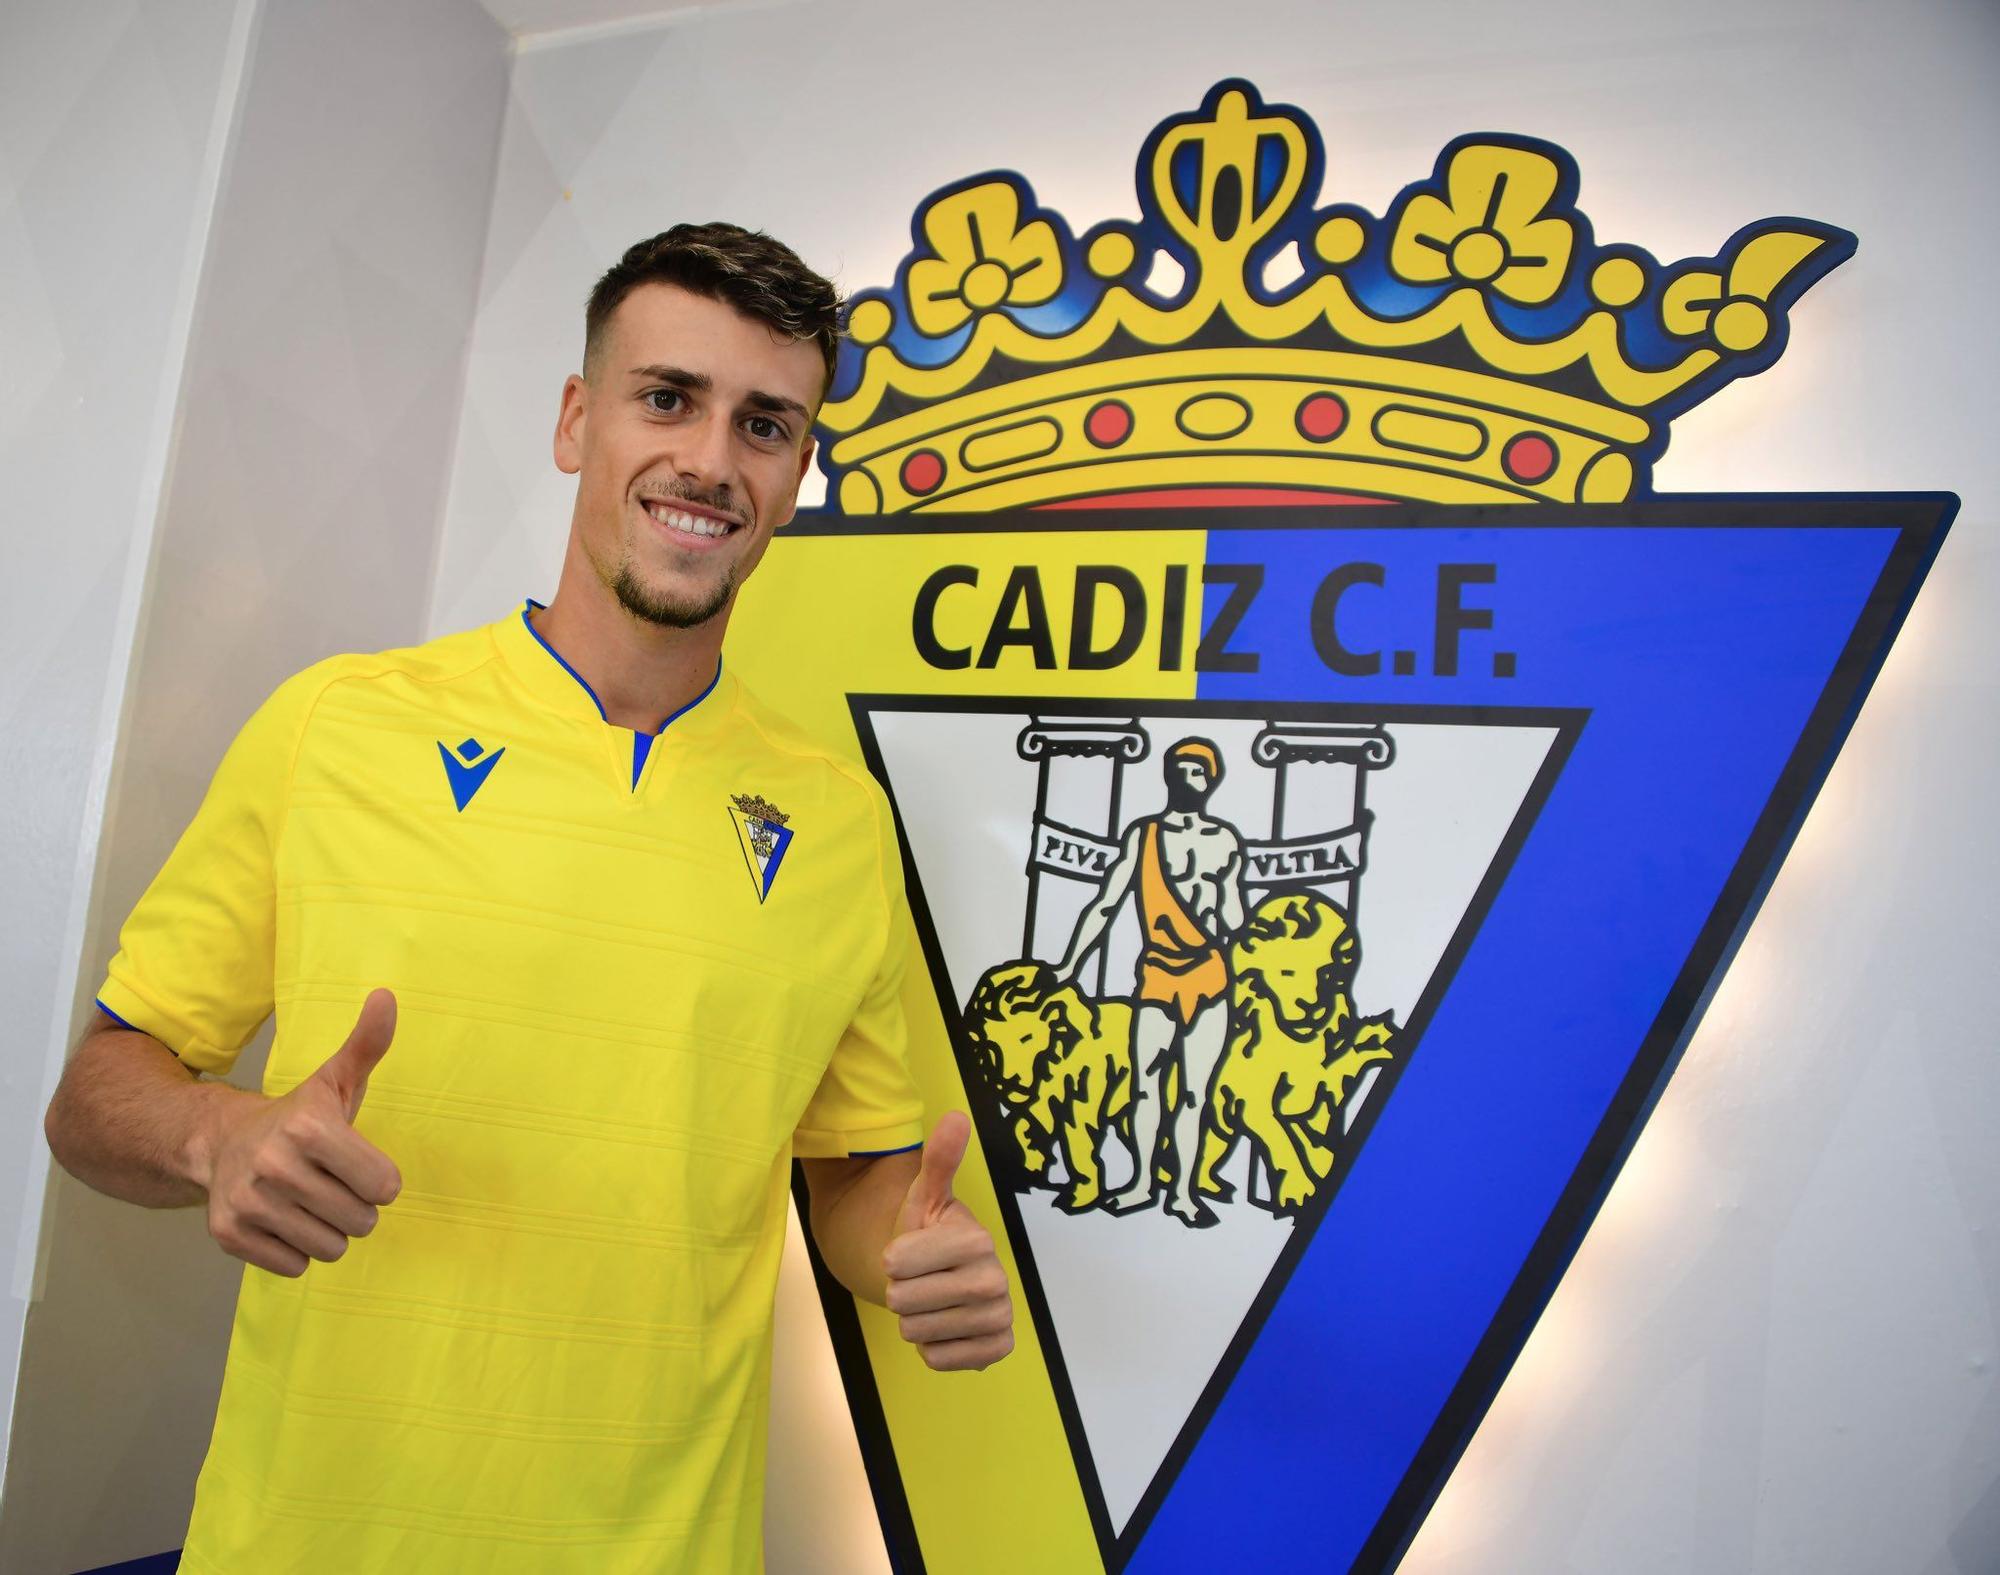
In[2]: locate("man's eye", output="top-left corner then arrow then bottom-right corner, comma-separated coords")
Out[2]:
744,416 -> 786,442
645,389 -> 684,413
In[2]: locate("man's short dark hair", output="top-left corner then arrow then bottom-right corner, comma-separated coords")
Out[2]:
584,222 -> 843,402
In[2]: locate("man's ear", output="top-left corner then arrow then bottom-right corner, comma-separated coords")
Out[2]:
553,373 -> 588,476
774,433 -> 817,530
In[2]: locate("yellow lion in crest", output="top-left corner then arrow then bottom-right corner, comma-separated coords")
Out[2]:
963,890 -> 1390,1219
961,962 -> 1141,1213
1195,889 -> 1396,1216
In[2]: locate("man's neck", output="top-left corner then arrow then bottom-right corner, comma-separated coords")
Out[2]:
530,577 -> 725,732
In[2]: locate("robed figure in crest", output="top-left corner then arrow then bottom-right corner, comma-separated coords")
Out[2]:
1058,738 -> 1247,1227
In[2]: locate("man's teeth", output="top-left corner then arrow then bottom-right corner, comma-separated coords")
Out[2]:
644,501 -> 730,537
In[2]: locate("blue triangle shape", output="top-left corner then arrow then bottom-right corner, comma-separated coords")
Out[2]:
1123,494 -> 1955,1572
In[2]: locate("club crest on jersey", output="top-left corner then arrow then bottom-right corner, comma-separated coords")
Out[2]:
728,792 -> 793,903
436,736 -> 505,812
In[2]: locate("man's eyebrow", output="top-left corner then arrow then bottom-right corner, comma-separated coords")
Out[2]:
628,364 -> 710,391
742,389 -> 811,422
627,365 -> 809,423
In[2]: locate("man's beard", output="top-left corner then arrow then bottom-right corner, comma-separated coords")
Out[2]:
608,554 -> 734,630
1165,778 -> 1213,814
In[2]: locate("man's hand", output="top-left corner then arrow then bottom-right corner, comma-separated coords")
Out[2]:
198,989 -> 404,1278
882,1112 -> 1014,1372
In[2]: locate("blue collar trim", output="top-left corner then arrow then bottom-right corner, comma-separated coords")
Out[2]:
522,599 -> 606,721
660,659 -> 723,732
522,599 -> 724,733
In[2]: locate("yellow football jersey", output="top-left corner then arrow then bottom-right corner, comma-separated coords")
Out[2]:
96,602 -> 926,1573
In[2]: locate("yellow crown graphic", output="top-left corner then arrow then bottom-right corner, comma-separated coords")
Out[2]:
816,81 -> 1853,512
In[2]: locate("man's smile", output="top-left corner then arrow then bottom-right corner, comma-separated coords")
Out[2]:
639,495 -> 746,545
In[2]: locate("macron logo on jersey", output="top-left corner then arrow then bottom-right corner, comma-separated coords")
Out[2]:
438,737 -> 505,812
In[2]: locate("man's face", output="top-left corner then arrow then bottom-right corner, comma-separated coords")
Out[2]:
553,282 -> 823,629
1167,757 -> 1214,811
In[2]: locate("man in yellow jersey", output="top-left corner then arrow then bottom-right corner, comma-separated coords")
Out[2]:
44,224 -> 1012,1573
1056,739 -> 1247,1228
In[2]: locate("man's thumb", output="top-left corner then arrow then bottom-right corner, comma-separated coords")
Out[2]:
897,1111 -> 970,1233
314,988 -> 397,1121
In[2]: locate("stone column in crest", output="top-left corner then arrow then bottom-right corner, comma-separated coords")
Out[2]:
1015,716 -> 1151,998
1248,722 -> 1395,927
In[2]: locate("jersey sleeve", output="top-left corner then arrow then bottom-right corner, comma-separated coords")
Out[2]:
95,666 -> 320,1077
792,784 -> 927,1159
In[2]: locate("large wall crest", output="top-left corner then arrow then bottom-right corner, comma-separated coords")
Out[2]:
721,79 -> 1953,1574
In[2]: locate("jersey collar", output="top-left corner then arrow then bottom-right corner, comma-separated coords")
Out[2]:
496,599 -> 731,733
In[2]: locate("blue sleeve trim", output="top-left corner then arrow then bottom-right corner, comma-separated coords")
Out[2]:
849,1142 -> 924,1158
94,998 -> 141,1034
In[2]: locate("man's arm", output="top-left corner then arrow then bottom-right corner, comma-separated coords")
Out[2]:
801,1113 -> 1013,1372
46,1017 -> 256,1209
1057,823 -> 1144,978
45,993 -> 404,1278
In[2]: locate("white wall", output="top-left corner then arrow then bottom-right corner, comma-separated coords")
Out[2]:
0,2 -> 510,1570
0,0 -> 255,1517
8,0 -> 1991,1568
427,2 -> 2000,1572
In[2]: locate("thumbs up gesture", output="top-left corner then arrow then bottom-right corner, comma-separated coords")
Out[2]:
199,989 -> 404,1278
880,1112 -> 1014,1372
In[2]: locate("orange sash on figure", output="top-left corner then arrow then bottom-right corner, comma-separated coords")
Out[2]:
1136,820 -> 1229,1024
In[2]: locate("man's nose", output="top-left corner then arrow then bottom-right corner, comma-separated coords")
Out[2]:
672,409 -> 735,494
